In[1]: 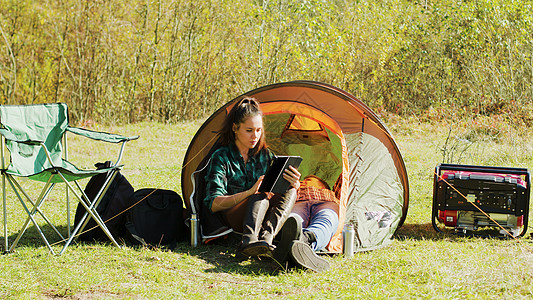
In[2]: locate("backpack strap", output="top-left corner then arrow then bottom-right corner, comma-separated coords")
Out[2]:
125,220 -> 148,246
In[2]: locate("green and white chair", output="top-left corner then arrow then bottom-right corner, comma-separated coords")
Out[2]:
0,103 -> 138,255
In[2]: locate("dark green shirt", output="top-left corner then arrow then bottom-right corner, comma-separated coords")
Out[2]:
204,144 -> 273,210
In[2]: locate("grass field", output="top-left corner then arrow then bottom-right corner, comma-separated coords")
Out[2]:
1,117 -> 533,299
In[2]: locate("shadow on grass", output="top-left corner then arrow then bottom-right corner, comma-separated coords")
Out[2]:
175,233 -> 289,276
394,222 -> 443,241
394,222 -> 529,241
2,223 -> 75,252
2,223 -> 288,275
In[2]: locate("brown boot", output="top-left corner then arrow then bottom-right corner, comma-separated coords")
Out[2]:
238,194 -> 271,257
273,215 -> 302,265
259,188 -> 297,246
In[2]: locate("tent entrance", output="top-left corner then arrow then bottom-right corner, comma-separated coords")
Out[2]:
263,110 -> 344,201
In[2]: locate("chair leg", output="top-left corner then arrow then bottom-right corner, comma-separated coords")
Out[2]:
63,135 -> 71,238
5,176 -> 58,254
4,167 -> 124,255
73,170 -> 117,241
1,137 -> 7,253
12,186 -> 64,245
57,172 -> 121,255
8,176 -> 65,245
2,172 -> 7,253
73,178 -> 121,246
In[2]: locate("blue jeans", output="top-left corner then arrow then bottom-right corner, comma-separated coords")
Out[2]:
290,200 -> 339,251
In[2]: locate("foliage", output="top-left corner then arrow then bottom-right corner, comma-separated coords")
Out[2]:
0,0 -> 532,124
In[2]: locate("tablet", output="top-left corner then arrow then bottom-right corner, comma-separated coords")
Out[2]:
259,156 -> 303,194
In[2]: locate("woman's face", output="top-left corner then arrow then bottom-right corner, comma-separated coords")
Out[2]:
233,114 -> 263,151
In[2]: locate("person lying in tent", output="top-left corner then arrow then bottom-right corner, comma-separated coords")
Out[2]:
203,96 -> 301,257
274,175 -> 339,272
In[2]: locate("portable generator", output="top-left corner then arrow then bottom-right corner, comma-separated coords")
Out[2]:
432,164 -> 530,237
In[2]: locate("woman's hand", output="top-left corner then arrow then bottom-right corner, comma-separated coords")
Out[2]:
212,175 -> 264,212
250,175 -> 265,195
283,165 -> 301,190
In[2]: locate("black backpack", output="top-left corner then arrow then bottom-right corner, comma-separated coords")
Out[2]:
74,161 -> 135,242
125,188 -> 186,247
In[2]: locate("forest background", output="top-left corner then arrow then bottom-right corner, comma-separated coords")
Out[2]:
1,0 -> 532,126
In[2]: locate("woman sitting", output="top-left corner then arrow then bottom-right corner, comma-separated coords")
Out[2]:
203,97 -> 301,257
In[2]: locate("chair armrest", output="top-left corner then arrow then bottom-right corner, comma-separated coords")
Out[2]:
0,128 -> 43,145
67,127 -> 139,143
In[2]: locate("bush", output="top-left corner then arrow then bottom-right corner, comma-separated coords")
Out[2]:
0,0 -> 531,124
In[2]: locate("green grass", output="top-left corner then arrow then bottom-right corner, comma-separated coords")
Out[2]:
1,118 -> 533,299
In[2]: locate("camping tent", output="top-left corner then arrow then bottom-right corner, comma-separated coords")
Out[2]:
182,81 -> 409,252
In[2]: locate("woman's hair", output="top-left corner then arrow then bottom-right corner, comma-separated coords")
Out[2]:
219,96 -> 267,155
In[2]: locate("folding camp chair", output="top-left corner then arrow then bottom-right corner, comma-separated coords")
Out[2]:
0,103 -> 138,255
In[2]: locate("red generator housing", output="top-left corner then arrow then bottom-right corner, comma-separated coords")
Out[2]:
432,164 -> 530,237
